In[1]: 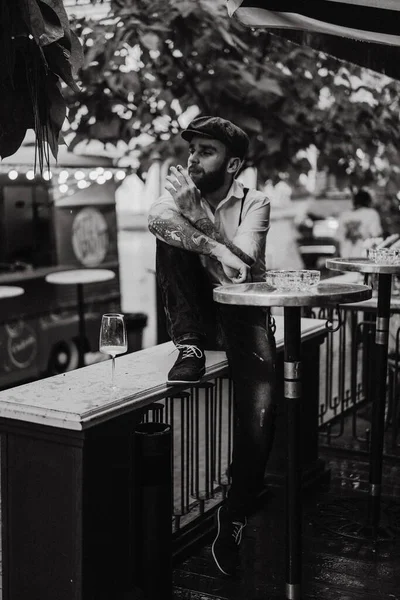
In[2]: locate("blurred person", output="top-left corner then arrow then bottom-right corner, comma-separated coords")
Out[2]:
337,188 -> 382,258
148,116 -> 276,577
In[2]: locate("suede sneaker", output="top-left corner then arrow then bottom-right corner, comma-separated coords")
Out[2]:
167,344 -> 205,385
211,506 -> 246,576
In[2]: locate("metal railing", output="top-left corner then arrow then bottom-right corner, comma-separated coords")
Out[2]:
305,304 -> 400,456
141,377 -> 234,538
138,304 -> 400,548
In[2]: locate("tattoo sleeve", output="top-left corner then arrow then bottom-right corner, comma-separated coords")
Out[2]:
194,217 -> 254,267
148,207 -> 219,257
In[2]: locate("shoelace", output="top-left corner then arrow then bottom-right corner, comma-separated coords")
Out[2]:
232,519 -> 246,545
176,344 -> 203,359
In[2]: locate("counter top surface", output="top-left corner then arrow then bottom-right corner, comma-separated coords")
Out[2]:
0,317 -> 327,431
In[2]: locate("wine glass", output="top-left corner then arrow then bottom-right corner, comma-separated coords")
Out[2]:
99,313 -> 128,388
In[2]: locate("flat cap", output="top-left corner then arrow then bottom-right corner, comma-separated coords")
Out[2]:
181,116 -> 249,159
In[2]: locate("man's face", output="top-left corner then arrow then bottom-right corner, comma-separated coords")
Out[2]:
187,135 -> 231,193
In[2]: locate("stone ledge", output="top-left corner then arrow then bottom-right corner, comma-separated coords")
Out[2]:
0,317 -> 326,431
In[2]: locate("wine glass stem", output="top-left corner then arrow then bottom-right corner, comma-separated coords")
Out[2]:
112,356 -> 115,387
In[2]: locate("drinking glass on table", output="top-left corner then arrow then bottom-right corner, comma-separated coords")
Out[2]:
99,313 -> 128,388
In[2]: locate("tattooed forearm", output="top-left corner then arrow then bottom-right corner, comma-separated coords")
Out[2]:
148,210 -> 218,256
194,217 -> 254,266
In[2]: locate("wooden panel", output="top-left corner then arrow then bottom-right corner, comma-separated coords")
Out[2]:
2,430 -> 83,600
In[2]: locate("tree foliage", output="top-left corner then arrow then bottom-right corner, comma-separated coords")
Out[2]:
66,0 -> 400,188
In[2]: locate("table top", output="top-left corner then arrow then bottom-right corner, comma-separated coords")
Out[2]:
213,282 -> 372,307
327,257 -> 400,275
0,286 -> 24,299
45,268 -> 115,286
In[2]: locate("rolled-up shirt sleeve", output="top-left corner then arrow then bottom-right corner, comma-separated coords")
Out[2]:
232,195 -> 270,263
148,192 -> 176,217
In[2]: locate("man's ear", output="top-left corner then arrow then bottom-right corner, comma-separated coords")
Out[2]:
227,157 -> 242,174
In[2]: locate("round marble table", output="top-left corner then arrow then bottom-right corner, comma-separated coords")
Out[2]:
327,258 -> 400,540
214,280 -> 371,600
0,286 -> 24,299
45,269 -> 115,368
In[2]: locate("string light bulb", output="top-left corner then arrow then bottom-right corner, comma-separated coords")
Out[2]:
59,170 -> 69,182
115,170 -> 126,181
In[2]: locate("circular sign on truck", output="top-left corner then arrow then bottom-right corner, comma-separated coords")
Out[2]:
72,207 -> 109,267
7,321 -> 38,369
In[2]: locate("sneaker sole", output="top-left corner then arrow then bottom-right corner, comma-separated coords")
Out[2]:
167,369 -> 206,386
211,507 -> 233,577
167,378 -> 202,385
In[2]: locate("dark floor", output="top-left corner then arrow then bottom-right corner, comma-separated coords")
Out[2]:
173,420 -> 400,600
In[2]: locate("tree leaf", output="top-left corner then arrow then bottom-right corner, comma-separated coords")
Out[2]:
44,42 -> 80,92
140,32 -> 160,51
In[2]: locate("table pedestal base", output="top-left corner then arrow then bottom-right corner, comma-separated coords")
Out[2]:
313,495 -> 398,544
384,501 -> 400,534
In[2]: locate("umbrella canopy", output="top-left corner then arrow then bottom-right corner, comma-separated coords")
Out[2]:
227,1 -> 400,79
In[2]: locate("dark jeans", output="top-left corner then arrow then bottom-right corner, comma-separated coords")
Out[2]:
156,240 -> 277,520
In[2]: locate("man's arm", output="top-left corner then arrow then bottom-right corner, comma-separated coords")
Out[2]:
193,215 -> 254,267
165,165 -> 254,266
148,204 -> 219,256
148,203 -> 250,282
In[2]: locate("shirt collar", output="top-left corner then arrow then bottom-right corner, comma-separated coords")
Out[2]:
215,179 -> 245,211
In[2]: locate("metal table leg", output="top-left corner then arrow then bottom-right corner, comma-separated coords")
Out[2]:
314,275 -> 397,544
284,306 -> 302,600
77,283 -> 86,368
368,273 -> 392,537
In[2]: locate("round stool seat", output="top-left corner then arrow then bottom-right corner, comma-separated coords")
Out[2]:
0,286 -> 24,299
45,268 -> 115,286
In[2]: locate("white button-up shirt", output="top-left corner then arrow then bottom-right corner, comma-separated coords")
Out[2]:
151,179 -> 270,286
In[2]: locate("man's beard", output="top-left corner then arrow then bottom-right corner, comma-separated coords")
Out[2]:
190,159 -> 229,194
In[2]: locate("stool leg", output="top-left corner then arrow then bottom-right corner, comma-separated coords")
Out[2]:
284,307 -> 302,600
368,273 -> 391,536
77,283 -> 86,368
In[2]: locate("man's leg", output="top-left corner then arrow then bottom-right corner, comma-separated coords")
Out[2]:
212,305 -> 276,575
156,240 -> 218,383
223,305 -> 277,517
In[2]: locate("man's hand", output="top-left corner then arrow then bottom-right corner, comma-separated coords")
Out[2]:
165,165 -> 203,223
215,245 -> 250,283
378,234 -> 400,249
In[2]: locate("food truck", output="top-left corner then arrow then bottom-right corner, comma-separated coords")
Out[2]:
0,145 -> 125,389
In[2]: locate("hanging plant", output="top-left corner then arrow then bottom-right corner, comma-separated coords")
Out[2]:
0,0 -> 83,169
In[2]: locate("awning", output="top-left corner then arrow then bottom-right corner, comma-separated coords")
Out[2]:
227,1 -> 400,79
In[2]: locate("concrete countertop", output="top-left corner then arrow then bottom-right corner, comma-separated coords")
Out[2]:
0,316 -> 327,431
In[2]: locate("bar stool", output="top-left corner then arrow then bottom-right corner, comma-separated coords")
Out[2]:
45,269 -> 115,368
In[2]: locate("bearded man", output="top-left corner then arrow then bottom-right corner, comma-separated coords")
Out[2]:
148,116 -> 276,577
